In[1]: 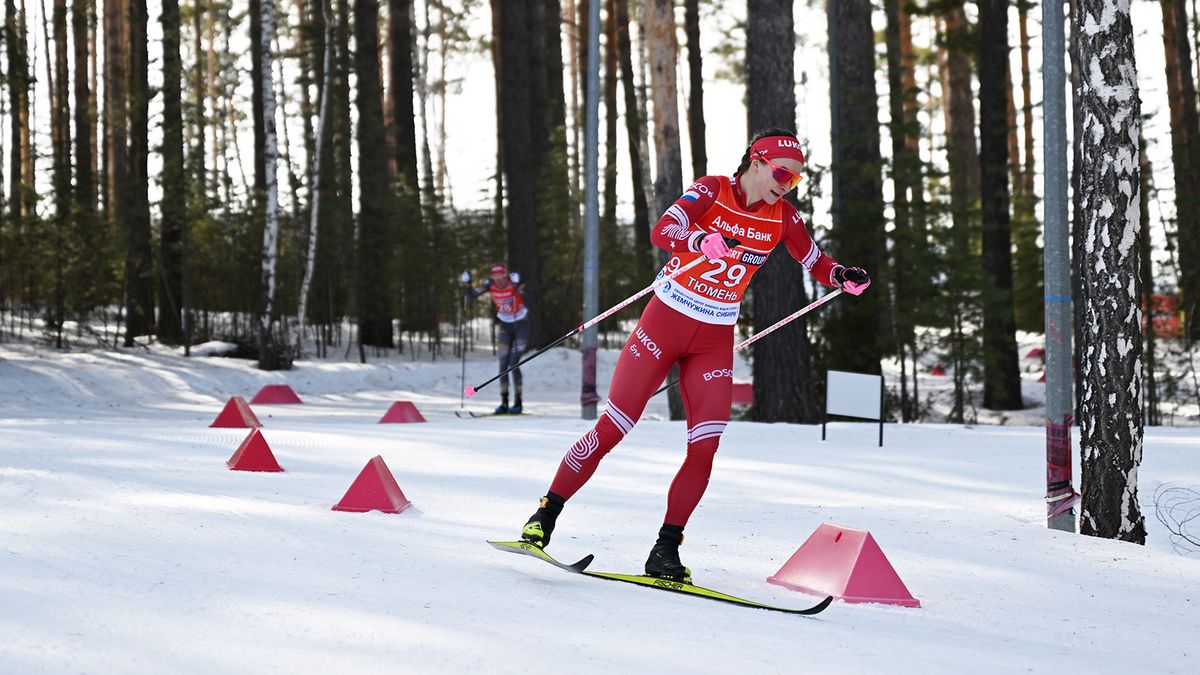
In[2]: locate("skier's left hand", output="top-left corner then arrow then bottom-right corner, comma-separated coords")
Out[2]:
509,271 -> 521,284
834,266 -> 871,295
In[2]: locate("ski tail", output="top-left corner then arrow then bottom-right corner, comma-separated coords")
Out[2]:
583,571 -> 834,616
487,540 -> 594,573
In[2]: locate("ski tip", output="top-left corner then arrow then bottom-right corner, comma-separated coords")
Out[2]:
465,386 -> 477,397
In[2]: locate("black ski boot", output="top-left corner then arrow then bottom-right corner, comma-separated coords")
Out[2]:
521,492 -> 565,548
645,524 -> 692,583
495,393 -> 510,415
510,386 -> 523,414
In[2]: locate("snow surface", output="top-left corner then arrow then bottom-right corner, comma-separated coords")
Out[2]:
1,342 -> 1198,674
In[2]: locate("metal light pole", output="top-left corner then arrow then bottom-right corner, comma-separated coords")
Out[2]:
581,0 -> 602,420
1042,0 -> 1077,532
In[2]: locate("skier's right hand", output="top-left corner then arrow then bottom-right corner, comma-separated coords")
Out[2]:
460,270 -> 472,284
698,232 -> 734,261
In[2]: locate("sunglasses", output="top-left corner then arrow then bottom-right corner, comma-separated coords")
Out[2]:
757,156 -> 803,191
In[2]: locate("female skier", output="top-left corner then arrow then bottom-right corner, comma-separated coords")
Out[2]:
518,129 -> 871,581
462,263 -> 530,414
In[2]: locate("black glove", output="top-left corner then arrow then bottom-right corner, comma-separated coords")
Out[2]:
833,266 -> 871,295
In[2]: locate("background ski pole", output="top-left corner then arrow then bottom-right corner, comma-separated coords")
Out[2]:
465,238 -> 739,397
650,287 -> 844,397
458,287 -> 468,410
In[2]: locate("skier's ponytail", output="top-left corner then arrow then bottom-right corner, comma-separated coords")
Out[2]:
736,127 -> 799,175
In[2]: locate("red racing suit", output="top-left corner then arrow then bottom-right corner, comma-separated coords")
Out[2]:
547,175 -> 841,527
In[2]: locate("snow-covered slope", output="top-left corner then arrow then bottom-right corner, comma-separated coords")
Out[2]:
1,343 -> 1196,673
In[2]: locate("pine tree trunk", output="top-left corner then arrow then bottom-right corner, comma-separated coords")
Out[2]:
885,0 -> 920,421
1160,0 -> 1200,340
615,0 -> 652,277
745,0 -> 818,423
827,0 -> 886,375
51,0 -> 71,345
250,0 -> 266,197
158,0 -> 185,344
124,0 -> 155,345
643,0 -> 686,421
72,0 -> 96,313
1075,0 -> 1146,544
684,0 -> 705,178
601,0 -> 623,311
1012,0 -> 1044,334
977,0 -> 1023,410
354,0 -> 395,349
8,0 -> 32,222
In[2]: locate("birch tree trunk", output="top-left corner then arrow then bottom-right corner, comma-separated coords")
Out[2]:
297,0 -> 335,358
1075,0 -> 1146,544
258,0 -> 284,369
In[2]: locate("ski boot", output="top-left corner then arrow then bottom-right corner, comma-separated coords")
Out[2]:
509,396 -> 523,415
495,393 -> 510,415
521,492 -> 565,548
645,524 -> 692,583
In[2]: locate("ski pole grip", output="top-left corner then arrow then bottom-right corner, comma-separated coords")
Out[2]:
723,237 -> 741,249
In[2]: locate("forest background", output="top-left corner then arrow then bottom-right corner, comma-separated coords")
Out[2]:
1,0 -> 1197,428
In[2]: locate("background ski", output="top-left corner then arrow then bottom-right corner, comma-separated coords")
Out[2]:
583,571 -> 833,616
487,540 -> 594,573
455,410 -> 530,418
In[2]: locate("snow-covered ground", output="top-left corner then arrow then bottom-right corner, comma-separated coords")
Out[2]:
1,341 -> 1197,673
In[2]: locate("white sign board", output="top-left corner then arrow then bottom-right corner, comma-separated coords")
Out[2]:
825,370 -> 883,420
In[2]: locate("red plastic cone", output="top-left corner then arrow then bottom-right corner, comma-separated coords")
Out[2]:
379,401 -> 426,424
226,429 -> 284,472
767,523 -> 920,607
210,396 -> 262,428
332,455 -> 412,514
251,384 -> 303,405
930,362 -> 946,377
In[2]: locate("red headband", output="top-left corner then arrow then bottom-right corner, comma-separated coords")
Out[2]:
749,135 -> 806,164
490,263 -> 508,276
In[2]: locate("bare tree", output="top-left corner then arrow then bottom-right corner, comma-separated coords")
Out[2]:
1075,0 -> 1146,544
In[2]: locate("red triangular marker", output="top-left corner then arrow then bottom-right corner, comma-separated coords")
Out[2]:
379,401 -> 426,423
226,429 -> 284,472
210,396 -> 262,428
767,523 -> 920,607
251,384 -> 303,404
332,455 -> 412,514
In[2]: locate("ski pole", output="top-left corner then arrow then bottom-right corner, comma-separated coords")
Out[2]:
465,240 -> 738,397
458,287 -> 468,409
650,287 -> 844,397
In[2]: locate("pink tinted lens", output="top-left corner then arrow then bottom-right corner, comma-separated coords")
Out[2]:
771,165 -> 801,189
